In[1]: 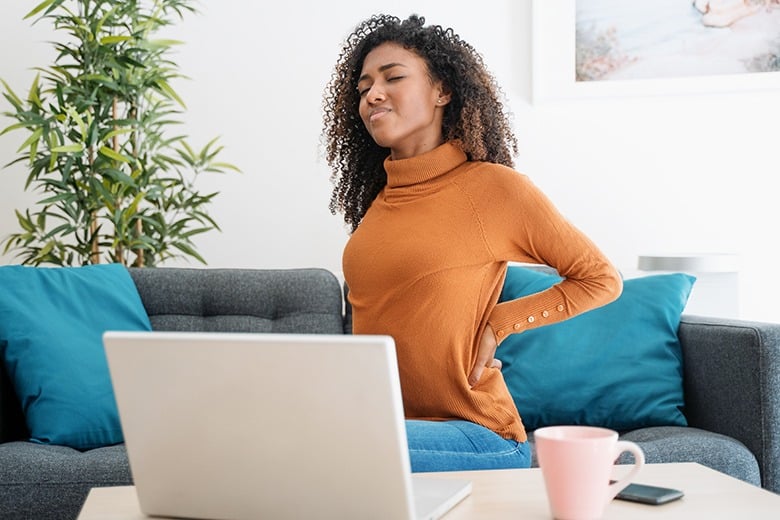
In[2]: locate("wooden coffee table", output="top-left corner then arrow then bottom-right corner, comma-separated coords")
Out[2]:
77,462 -> 779,519
433,462 -> 779,519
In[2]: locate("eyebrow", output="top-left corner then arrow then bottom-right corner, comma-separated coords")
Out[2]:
358,62 -> 408,84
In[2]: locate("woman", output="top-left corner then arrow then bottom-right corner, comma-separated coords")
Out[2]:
322,14 -> 622,472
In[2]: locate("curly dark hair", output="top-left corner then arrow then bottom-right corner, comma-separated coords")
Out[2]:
322,14 -> 518,232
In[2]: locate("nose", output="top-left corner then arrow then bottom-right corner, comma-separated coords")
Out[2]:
365,84 -> 385,104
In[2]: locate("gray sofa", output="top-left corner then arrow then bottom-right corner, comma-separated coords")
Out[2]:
1,267 -> 779,519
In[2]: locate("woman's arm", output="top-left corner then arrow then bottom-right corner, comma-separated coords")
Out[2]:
469,166 -> 623,343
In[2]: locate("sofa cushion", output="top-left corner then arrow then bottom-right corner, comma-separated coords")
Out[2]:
618,426 -> 761,486
525,426 -> 761,487
499,267 -> 694,431
0,264 -> 151,450
0,441 -> 131,520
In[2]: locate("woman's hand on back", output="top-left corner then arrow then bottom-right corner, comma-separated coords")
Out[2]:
468,324 -> 501,388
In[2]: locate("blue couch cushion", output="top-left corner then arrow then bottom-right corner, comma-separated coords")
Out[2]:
499,267 -> 694,431
0,264 -> 151,449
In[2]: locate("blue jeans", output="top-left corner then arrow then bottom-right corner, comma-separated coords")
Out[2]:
405,419 -> 531,472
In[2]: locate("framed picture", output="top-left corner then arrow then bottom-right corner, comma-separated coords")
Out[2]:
532,0 -> 780,103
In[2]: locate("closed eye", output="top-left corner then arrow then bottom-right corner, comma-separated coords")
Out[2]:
357,76 -> 405,97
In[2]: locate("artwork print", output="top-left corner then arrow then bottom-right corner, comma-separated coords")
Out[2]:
575,0 -> 780,82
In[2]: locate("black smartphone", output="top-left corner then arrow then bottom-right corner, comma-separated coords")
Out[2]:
610,481 -> 684,505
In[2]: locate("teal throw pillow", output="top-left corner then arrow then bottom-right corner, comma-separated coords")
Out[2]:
498,267 -> 694,431
0,264 -> 151,449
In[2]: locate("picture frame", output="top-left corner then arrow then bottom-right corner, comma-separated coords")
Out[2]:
531,0 -> 780,103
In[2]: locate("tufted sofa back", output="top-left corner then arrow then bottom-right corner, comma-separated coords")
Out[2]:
129,267 -> 346,334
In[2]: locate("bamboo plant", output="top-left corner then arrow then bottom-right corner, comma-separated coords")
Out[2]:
0,0 -> 238,267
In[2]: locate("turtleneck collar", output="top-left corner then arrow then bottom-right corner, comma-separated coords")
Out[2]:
383,141 -> 468,189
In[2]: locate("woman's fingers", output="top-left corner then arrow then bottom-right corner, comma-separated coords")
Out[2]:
469,325 -> 499,387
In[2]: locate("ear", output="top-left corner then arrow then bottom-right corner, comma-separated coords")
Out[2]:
435,83 -> 452,107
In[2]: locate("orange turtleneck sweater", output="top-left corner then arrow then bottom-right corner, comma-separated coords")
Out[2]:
342,142 -> 622,442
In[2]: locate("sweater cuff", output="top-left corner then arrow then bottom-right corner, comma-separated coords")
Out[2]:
488,299 -> 568,346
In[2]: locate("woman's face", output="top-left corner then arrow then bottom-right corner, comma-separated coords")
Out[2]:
357,42 -> 451,160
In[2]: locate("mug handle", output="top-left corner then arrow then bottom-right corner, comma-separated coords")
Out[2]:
607,440 -> 645,500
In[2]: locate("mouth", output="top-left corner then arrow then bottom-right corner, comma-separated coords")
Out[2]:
369,108 -> 390,123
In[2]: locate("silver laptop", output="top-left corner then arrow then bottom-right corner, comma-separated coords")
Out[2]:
103,331 -> 471,520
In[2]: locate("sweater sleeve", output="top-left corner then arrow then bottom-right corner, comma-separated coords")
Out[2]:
462,166 -> 623,344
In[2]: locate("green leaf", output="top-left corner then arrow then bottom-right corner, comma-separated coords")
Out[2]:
38,193 -> 73,204
79,73 -> 113,82
115,55 -> 147,69
99,35 -> 132,45
181,227 -> 211,238
101,127 -> 134,142
98,146 -> 131,163
149,39 -> 185,47
2,157 -> 27,172
17,128 -> 44,154
88,178 -> 114,205
172,241 -> 206,264
95,5 -> 120,36
0,122 -> 30,137
1,79 -> 25,110
27,74 -> 42,108
156,79 -> 186,108
15,210 -> 36,233
64,105 -> 87,139
29,139 -> 40,167
35,210 -> 47,230
24,0 -> 56,20
38,241 -> 55,258
103,167 -> 137,186
206,161 -> 242,173
50,143 -> 84,153
43,223 -> 73,240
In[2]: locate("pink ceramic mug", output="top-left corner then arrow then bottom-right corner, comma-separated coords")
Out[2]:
535,426 -> 645,520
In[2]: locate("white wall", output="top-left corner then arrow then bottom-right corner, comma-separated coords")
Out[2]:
1,1 -> 778,323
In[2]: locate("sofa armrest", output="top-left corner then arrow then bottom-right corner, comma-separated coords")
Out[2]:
679,314 -> 780,493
